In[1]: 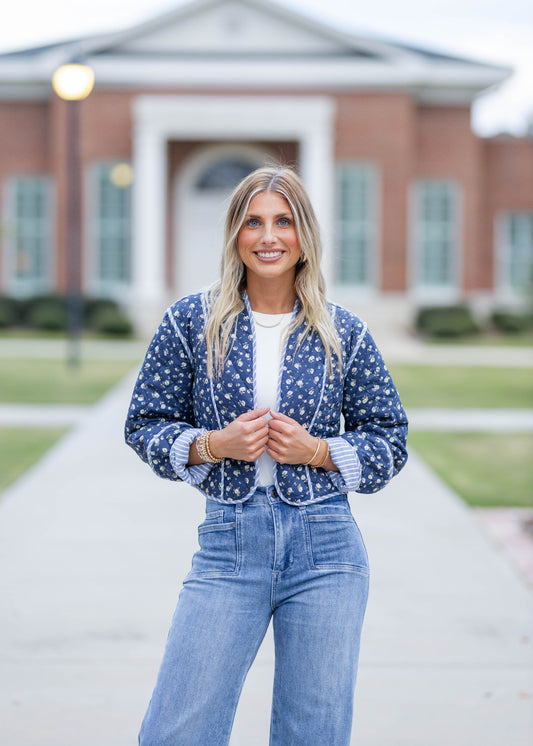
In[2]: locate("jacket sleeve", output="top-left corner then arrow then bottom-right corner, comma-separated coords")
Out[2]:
340,325 -> 408,493
124,308 -> 205,482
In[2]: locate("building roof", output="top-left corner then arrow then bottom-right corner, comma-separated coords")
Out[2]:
0,0 -> 511,103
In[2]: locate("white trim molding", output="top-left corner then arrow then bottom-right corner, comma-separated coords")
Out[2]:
130,94 -> 336,335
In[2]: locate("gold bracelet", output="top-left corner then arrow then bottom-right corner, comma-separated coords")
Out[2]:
304,437 -> 322,466
195,432 -> 210,462
311,440 -> 330,469
205,430 -> 223,464
196,431 -> 222,464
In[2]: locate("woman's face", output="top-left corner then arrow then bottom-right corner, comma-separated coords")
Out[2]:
237,191 -> 301,286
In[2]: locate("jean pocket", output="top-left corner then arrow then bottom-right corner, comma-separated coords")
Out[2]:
189,514 -> 241,576
305,512 -> 369,574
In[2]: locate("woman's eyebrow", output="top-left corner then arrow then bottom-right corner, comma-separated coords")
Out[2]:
245,212 -> 292,218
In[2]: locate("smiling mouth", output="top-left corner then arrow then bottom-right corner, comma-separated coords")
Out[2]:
255,250 -> 284,259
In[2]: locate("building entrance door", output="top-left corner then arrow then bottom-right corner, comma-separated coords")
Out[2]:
176,151 -> 265,297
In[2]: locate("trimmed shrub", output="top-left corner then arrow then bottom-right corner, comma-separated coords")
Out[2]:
415,305 -> 480,338
0,296 -> 23,327
83,297 -> 120,329
26,296 -> 68,331
491,309 -> 533,334
90,306 -> 133,336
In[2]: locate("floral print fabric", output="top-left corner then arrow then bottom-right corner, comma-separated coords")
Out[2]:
125,292 -> 408,505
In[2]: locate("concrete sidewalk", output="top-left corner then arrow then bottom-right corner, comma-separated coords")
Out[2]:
3,403 -> 533,431
1,374 -> 532,745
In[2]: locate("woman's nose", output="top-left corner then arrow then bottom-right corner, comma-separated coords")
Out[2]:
261,222 -> 276,243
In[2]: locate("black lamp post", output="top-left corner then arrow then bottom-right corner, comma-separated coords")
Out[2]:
52,62 -> 94,367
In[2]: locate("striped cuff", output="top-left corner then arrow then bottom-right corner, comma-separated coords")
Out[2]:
170,428 -> 214,485
325,437 -> 362,492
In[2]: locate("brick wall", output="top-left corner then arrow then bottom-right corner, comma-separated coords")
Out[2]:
2,88 -> 532,303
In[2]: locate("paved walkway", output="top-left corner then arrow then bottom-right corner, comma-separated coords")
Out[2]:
3,404 -> 533,431
1,373 -> 533,745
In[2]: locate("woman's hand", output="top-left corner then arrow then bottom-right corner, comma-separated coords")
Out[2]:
208,407 -> 270,462
265,411 -> 318,465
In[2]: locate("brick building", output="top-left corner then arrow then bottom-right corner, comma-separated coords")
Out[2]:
0,0 -> 532,336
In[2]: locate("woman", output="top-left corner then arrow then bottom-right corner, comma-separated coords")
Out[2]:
125,165 -> 408,745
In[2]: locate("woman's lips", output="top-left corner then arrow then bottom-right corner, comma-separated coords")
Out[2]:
254,250 -> 284,262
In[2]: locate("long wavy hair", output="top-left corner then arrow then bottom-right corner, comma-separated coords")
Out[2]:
204,165 -> 341,377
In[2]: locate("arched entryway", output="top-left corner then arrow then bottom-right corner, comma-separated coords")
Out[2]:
174,144 -> 268,297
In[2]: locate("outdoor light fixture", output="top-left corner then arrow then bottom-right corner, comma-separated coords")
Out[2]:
52,63 -> 95,101
110,163 -> 134,189
52,61 -> 94,367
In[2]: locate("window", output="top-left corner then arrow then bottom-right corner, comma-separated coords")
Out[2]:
4,176 -> 53,294
335,164 -> 377,287
499,212 -> 533,293
196,158 -> 258,190
91,162 -> 132,289
413,180 -> 458,289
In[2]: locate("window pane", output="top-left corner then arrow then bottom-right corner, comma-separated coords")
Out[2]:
196,158 -> 258,190
93,163 -> 132,286
9,177 -> 52,291
504,213 -> 533,291
335,165 -> 376,286
414,181 -> 456,288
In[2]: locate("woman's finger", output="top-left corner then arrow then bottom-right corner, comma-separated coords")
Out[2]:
237,407 -> 270,422
266,417 -> 296,435
269,411 -> 295,424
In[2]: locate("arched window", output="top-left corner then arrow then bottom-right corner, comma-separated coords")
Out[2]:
195,157 -> 258,190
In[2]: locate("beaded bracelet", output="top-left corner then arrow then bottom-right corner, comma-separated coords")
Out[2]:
196,431 -> 223,464
195,431 -> 209,462
205,431 -> 223,463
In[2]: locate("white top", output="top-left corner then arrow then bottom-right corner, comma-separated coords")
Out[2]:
252,311 -> 292,486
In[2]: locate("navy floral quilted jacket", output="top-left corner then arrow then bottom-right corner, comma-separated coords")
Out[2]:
125,292 -> 408,505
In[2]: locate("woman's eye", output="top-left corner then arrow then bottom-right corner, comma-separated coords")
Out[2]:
246,218 -> 260,227
278,217 -> 291,227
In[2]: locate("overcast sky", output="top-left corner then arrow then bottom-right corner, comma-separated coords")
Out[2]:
1,0 -> 531,137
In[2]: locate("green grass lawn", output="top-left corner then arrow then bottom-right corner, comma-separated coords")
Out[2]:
0,359 -> 137,404
408,431 -> 533,507
388,365 -> 533,409
0,427 -> 68,494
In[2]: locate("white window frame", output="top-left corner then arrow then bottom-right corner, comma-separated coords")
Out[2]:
86,160 -> 132,298
495,211 -> 533,302
409,179 -> 461,303
334,162 -> 379,291
2,175 -> 54,296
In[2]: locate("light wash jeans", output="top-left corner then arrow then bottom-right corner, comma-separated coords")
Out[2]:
139,486 -> 369,746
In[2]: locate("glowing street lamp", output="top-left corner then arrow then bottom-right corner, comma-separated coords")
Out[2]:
52,62 -> 94,367
52,64 -> 94,101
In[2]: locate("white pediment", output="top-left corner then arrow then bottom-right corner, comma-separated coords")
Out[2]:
0,0 -> 512,105
104,0 -> 361,57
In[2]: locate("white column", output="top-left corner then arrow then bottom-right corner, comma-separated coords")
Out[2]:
129,95 -> 336,333
131,122 -> 167,336
300,115 -> 336,290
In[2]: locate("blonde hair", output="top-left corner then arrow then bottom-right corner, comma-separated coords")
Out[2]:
205,166 -> 341,377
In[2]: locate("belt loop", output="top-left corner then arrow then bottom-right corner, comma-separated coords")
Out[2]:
235,502 -> 243,514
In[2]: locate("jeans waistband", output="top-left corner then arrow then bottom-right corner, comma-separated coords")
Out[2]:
245,485 -> 281,505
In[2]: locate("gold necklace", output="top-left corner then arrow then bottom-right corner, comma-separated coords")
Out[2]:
254,317 -> 283,328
